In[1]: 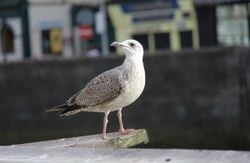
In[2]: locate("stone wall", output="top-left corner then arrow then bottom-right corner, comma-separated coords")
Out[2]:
0,46 -> 249,150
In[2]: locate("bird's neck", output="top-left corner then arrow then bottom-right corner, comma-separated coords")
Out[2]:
122,55 -> 144,69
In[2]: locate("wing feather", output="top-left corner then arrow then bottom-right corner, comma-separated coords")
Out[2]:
67,70 -> 122,107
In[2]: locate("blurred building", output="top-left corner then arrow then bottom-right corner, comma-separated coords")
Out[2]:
109,0 -> 250,54
194,0 -> 250,47
0,0 -> 102,62
0,0 -> 249,61
28,0 -> 104,59
108,0 -> 200,53
0,0 -> 29,62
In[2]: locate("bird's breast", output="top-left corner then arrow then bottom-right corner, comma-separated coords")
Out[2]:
120,65 -> 145,106
103,61 -> 145,112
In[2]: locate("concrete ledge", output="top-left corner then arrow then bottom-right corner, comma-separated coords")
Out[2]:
0,146 -> 249,163
20,129 -> 149,148
1,129 -> 249,162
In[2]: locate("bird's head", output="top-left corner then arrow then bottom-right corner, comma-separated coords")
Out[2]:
111,39 -> 144,59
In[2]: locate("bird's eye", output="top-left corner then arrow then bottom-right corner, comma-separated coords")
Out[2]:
129,43 -> 135,48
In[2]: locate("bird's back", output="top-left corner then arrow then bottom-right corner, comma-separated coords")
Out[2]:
68,68 -> 123,108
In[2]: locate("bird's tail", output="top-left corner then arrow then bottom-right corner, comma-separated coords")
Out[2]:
46,104 -> 81,116
45,104 -> 67,112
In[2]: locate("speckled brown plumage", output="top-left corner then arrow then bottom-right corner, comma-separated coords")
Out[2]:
67,69 -> 122,107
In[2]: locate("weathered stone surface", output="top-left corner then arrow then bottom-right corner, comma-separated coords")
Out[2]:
0,145 -> 249,163
20,129 -> 149,148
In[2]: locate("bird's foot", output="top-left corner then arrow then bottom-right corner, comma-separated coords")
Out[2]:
118,128 -> 135,135
102,134 -> 108,140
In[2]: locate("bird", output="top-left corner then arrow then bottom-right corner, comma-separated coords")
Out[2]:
46,39 -> 145,139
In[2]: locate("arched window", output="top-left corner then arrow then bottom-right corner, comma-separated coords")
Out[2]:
1,24 -> 14,53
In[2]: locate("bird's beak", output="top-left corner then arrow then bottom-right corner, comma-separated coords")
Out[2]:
110,41 -> 120,47
110,41 -> 131,52
110,41 -> 128,49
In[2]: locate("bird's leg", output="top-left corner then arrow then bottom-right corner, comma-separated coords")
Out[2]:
102,111 -> 110,140
117,108 -> 134,135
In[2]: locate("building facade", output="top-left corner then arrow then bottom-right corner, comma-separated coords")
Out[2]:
108,0 -> 199,53
194,0 -> 250,47
28,2 -> 73,59
0,0 -> 249,61
28,0 -> 100,59
0,0 -> 30,62
0,0 -> 101,62
109,0 -> 250,53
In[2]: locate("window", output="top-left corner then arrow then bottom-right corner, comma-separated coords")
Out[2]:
182,12 -> 191,19
1,24 -> 14,53
132,34 -> 149,51
180,31 -> 193,49
41,28 -> 62,55
216,4 -> 249,46
155,32 -> 170,50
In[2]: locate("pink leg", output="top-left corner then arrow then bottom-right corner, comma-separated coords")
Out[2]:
117,108 -> 134,135
102,111 -> 110,139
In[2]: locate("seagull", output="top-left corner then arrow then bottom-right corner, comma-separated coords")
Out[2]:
46,39 -> 145,139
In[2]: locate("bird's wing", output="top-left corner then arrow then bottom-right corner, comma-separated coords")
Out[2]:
67,70 -> 122,107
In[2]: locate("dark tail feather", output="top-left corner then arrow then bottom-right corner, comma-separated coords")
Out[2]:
45,104 -> 67,112
59,105 -> 81,116
46,103 -> 81,116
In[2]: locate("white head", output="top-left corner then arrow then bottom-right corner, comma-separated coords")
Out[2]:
111,39 -> 144,59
